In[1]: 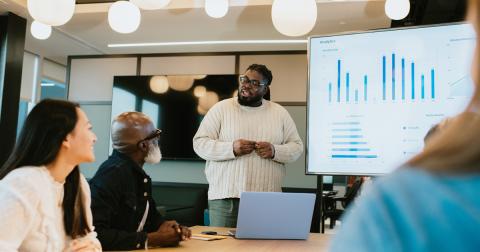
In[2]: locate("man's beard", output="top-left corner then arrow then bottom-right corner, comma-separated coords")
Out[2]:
144,143 -> 162,164
237,89 -> 263,107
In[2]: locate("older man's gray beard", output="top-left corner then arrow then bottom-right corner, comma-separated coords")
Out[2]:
144,143 -> 162,164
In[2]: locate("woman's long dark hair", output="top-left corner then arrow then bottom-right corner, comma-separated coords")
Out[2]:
0,99 -> 90,238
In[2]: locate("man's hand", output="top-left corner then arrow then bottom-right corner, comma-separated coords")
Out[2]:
255,142 -> 274,159
233,139 -> 256,156
69,237 -> 101,252
148,221 -> 182,248
179,225 -> 192,241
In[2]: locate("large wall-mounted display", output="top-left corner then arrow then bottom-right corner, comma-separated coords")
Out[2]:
112,74 -> 239,160
307,23 -> 476,175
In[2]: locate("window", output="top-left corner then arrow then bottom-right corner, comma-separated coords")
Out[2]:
40,79 -> 66,100
141,99 -> 160,129
111,87 -> 136,119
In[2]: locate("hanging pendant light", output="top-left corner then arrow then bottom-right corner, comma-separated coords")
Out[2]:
385,0 -> 410,20
31,20 -> 52,40
130,0 -> 171,10
271,0 -> 318,37
149,76 -> 169,94
205,0 -> 229,19
27,0 -> 75,26
108,1 -> 141,34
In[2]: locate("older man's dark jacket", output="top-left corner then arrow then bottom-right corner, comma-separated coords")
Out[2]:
90,150 -> 164,251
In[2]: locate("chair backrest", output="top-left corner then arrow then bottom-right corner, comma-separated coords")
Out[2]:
343,178 -> 364,208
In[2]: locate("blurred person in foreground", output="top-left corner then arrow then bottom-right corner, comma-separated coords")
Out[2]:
330,2 -> 480,251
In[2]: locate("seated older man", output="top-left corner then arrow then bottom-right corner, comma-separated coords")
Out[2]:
90,112 -> 191,250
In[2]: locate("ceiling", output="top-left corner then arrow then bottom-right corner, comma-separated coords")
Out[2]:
0,0 -> 391,65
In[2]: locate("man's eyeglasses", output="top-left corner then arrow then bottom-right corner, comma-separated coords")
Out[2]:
238,75 -> 268,88
137,129 -> 161,146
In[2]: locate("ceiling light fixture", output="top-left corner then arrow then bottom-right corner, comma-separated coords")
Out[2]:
130,0 -> 171,10
205,0 -> 229,18
385,0 -> 410,20
271,0 -> 317,37
27,0 -> 75,26
149,75 -> 169,94
108,39 -> 307,47
108,1 -> 141,34
194,86 -> 207,97
31,20 -> 52,40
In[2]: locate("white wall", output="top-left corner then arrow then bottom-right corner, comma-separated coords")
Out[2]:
42,59 -> 67,83
141,56 -> 235,75
239,54 -> 308,102
69,58 -> 137,101
20,52 -> 38,101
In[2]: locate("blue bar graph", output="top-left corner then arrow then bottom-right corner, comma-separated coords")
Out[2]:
411,62 -> 415,100
332,148 -> 371,152
328,56 -> 436,103
382,56 -> 386,100
337,60 -> 341,102
421,74 -> 425,99
328,82 -> 332,103
332,142 -> 367,145
431,69 -> 435,99
332,129 -> 362,132
364,75 -> 368,102
346,72 -> 350,102
392,53 -> 395,100
332,122 -> 361,125
332,155 -> 378,159
332,135 -> 363,139
401,58 -> 405,100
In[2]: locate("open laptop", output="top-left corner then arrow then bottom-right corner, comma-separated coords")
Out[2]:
233,192 -> 315,240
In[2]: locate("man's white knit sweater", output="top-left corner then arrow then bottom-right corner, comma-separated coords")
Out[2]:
193,98 -> 304,200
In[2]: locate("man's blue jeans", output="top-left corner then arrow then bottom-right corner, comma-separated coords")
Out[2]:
208,198 -> 240,228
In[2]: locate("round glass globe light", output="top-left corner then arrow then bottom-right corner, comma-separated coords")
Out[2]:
149,76 -> 169,94
205,0 -> 229,18
108,1 -> 141,34
27,0 -> 75,26
385,0 -> 410,20
193,86 -> 207,97
199,91 -> 219,111
271,0 -> 317,37
31,20 -> 52,40
130,0 -> 171,10
168,76 -> 195,91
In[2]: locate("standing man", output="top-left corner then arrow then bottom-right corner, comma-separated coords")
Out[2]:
90,112 -> 191,250
193,64 -> 304,227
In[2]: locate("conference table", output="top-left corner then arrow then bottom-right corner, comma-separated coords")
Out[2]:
130,226 -> 332,252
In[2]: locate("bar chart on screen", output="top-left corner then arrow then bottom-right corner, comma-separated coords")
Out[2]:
308,23 -> 476,175
328,55 -> 437,103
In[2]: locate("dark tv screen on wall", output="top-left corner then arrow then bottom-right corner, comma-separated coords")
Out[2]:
111,74 -> 239,160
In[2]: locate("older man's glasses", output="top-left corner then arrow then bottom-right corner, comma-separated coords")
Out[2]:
137,129 -> 161,146
238,75 -> 268,88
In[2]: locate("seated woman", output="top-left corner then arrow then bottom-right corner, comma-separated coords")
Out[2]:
330,1 -> 480,251
0,99 -> 101,251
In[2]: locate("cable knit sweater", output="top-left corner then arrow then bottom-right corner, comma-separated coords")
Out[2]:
193,98 -> 303,200
0,166 -> 101,252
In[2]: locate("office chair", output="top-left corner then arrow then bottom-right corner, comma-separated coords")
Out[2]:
322,177 -> 364,231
